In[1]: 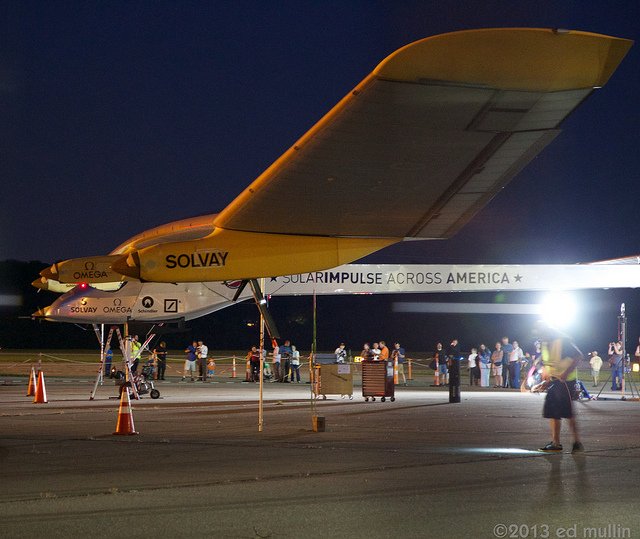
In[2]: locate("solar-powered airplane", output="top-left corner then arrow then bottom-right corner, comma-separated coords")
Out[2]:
34,257 -> 640,324
35,28 -> 633,329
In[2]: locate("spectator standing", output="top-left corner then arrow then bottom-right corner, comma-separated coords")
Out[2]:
361,343 -> 372,361
379,341 -> 390,361
281,340 -> 292,382
182,341 -> 197,381
290,345 -> 301,382
197,340 -> 209,382
392,342 -> 407,385
509,340 -> 524,389
248,346 -> 260,382
207,358 -> 216,378
491,342 -> 503,388
262,347 -> 272,379
589,351 -> 603,387
272,340 -> 281,382
371,343 -> 381,361
447,339 -> 461,387
334,343 -> 347,363
467,347 -> 479,386
608,341 -> 623,390
478,344 -> 491,387
433,342 -> 447,386
501,337 -> 513,387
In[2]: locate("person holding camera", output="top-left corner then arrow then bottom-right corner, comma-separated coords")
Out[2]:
607,341 -> 623,391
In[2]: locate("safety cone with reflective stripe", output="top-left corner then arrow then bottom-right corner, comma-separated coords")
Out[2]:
33,371 -> 48,404
113,387 -> 138,435
27,367 -> 37,397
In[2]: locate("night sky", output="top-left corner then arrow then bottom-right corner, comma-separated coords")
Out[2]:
2,1 -> 640,352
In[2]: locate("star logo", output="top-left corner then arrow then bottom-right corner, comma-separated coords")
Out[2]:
514,274 -> 523,283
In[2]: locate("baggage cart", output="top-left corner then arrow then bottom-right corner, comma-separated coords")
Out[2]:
362,360 -> 395,402
313,363 -> 353,400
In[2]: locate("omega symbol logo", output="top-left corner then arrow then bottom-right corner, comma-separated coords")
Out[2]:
142,296 -> 154,308
113,299 -> 122,306
84,261 -> 95,270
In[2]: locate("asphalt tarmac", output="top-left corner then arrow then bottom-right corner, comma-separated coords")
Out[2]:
1,379 -> 638,538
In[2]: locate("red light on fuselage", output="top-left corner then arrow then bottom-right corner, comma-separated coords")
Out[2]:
78,282 -> 88,289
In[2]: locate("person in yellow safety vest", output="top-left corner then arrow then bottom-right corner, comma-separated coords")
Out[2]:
536,330 -> 584,453
130,335 -> 142,373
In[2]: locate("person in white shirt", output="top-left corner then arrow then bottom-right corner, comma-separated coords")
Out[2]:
197,340 -> 209,382
290,345 -> 301,382
272,340 -> 281,382
467,348 -> 479,386
589,351 -> 603,387
334,343 -> 347,363
508,340 -> 524,389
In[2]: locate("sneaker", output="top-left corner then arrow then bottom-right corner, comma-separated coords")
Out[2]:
571,442 -> 584,453
539,442 -> 563,452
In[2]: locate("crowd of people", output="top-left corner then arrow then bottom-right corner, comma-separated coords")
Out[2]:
245,339 -> 302,383
111,334 -> 633,393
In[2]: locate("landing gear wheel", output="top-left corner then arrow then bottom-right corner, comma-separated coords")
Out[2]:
372,397 -> 376,402
150,389 -> 160,399
391,397 -> 395,402
381,397 -> 386,402
364,397 -> 369,402
349,395 -> 353,400
322,395 -> 327,400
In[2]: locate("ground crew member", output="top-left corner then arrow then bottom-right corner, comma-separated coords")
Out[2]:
536,329 -> 584,453
130,335 -> 141,373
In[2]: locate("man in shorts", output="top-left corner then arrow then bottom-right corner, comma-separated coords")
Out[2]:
182,341 -> 197,382
537,329 -> 584,453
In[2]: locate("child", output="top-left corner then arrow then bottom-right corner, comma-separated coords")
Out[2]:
207,357 -> 216,378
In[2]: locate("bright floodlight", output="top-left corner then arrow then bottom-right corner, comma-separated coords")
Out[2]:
539,291 -> 577,329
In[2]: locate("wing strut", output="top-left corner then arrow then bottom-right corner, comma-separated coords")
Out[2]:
248,279 -> 280,340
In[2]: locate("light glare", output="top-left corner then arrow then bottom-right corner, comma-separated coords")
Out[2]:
539,291 -> 577,329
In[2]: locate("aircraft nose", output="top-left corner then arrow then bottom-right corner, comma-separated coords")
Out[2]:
111,253 -> 141,280
39,264 -> 57,280
32,306 -> 51,319
32,277 -> 48,290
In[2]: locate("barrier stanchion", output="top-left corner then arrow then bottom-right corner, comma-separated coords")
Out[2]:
408,358 -> 413,380
393,357 -> 399,385
231,356 -> 237,378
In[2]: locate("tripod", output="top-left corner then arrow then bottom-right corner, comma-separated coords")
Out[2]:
595,303 -> 640,400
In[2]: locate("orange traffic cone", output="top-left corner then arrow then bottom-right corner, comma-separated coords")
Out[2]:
33,371 -> 48,404
27,366 -> 37,397
113,387 -> 138,435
